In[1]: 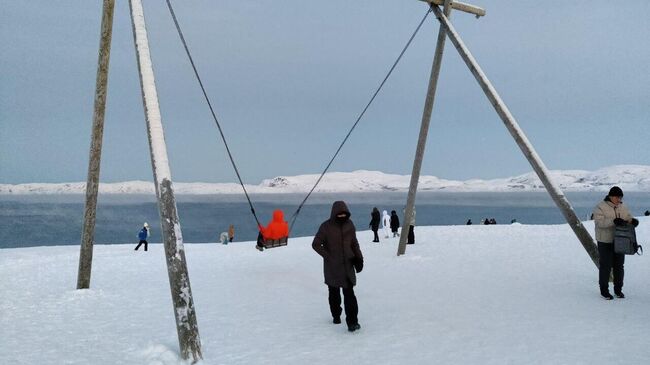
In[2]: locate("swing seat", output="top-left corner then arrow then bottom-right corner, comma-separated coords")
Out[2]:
262,236 -> 288,249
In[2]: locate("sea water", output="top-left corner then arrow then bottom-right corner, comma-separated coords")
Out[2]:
2,192 -> 649,248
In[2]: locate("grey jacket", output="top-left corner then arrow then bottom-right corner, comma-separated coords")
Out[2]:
592,199 -> 633,243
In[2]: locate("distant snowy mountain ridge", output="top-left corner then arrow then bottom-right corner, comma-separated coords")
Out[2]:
2,165 -> 649,194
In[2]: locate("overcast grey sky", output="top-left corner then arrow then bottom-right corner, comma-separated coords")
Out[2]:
1,1 -> 648,184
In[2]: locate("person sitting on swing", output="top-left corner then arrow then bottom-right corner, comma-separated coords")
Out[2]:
256,209 -> 289,251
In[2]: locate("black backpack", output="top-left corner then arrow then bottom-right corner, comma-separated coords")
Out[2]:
614,225 -> 643,255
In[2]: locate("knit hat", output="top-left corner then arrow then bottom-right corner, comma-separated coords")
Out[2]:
608,186 -> 624,197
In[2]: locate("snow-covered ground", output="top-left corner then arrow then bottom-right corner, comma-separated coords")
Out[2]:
2,218 -> 649,364
2,165 -> 650,194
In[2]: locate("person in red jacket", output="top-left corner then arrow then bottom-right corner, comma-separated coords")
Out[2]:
256,209 -> 289,251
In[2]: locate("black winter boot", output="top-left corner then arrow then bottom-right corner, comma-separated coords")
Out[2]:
347,323 -> 361,332
601,290 -> 614,300
333,316 -> 341,324
614,290 -> 625,299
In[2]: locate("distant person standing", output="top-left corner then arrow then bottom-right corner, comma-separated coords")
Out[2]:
228,224 -> 235,242
390,210 -> 400,237
466,219 -> 472,225
403,207 -> 415,244
219,231 -> 229,245
381,210 -> 391,239
592,186 -> 638,300
312,201 -> 364,332
135,222 -> 150,251
369,207 -> 380,242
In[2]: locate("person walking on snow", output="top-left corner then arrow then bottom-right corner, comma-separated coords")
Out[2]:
256,209 -> 289,251
135,222 -> 150,251
382,210 -> 391,238
390,210 -> 400,237
369,207 -> 380,242
312,201 -> 364,332
593,186 -> 638,300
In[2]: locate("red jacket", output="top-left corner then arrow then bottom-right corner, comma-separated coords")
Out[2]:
259,209 -> 289,240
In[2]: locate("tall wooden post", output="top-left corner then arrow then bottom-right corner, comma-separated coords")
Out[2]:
77,0 -> 115,289
129,0 -> 202,362
431,5 -> 599,267
397,0 -> 454,256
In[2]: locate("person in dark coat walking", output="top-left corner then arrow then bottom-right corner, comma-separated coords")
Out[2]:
390,210 -> 400,237
135,222 -> 150,251
369,207 -> 380,242
313,201 -> 364,332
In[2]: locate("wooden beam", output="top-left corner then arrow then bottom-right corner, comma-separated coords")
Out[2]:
431,5 -> 600,267
397,0 -> 453,256
77,0 -> 115,290
129,0 -> 202,362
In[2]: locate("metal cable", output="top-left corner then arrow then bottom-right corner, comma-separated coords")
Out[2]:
165,0 -> 431,234
287,7 -> 433,232
165,0 -> 261,227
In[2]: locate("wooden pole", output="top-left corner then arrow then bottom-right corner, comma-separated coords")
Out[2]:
431,5 -> 600,267
397,1 -> 453,256
128,0 -> 202,361
77,0 -> 115,289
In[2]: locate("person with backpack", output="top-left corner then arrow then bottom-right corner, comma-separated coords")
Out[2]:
390,210 -> 400,237
592,186 -> 639,300
312,201 -> 364,332
134,222 -> 150,251
369,207 -> 380,243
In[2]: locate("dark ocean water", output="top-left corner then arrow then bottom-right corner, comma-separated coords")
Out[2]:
2,192 -> 650,249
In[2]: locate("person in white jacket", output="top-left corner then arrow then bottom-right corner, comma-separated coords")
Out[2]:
382,210 -> 391,238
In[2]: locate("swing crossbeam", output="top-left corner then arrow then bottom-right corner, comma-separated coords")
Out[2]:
420,0 -> 486,17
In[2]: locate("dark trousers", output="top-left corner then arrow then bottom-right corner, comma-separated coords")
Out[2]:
328,285 -> 358,326
135,240 -> 148,251
598,241 -> 624,292
407,225 -> 415,244
372,229 -> 379,242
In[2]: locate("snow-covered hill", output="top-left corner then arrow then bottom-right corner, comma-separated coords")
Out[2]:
2,165 -> 649,194
2,218 -> 649,364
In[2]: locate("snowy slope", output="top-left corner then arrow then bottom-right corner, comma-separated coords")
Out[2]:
2,165 -> 650,194
1,217 -> 649,364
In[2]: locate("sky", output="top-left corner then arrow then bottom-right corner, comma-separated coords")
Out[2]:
1,0 -> 649,184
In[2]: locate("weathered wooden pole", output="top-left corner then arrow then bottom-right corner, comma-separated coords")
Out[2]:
398,0 -> 469,256
77,0 -> 115,289
128,0 -> 202,361
431,5 -> 599,267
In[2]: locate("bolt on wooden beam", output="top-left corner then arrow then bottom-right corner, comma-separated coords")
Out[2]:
420,0 -> 486,18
